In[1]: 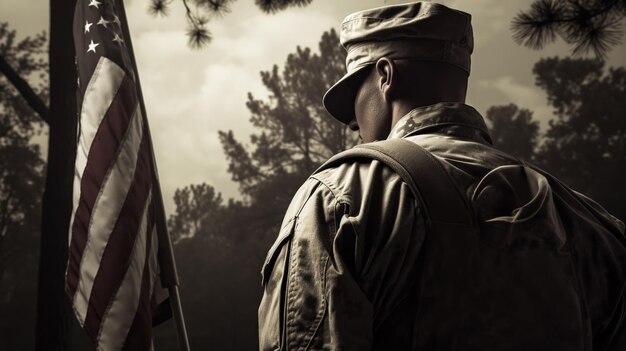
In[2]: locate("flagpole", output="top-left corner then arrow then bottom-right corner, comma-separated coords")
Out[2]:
115,1 -> 191,350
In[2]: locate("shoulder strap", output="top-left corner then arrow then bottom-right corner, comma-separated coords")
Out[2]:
315,138 -> 471,225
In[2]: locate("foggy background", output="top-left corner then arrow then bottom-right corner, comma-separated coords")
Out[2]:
1,0 -> 625,349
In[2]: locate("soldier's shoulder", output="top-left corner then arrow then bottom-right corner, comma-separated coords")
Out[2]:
311,158 -> 409,204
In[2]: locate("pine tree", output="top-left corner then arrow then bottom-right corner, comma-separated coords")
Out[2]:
486,103 -> 540,162
220,29 -> 356,206
533,57 -> 626,220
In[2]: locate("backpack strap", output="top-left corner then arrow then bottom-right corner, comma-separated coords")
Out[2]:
314,138 -> 471,225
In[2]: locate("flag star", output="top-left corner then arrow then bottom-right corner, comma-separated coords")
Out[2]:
97,16 -> 110,28
112,32 -> 124,45
84,20 -> 93,33
88,0 -> 101,9
113,14 -> 121,26
87,40 -> 100,53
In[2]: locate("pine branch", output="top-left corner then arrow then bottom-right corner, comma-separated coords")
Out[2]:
149,0 -> 314,48
148,0 -> 173,16
255,0 -> 313,14
511,0 -> 624,57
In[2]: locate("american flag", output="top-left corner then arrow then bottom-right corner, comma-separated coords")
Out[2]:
66,0 -> 170,349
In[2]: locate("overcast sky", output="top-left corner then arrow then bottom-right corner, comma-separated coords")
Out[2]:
2,0 -> 626,215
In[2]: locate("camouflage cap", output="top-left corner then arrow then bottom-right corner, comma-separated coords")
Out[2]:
323,1 -> 474,124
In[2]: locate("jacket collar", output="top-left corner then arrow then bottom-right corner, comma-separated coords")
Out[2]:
387,102 -> 493,144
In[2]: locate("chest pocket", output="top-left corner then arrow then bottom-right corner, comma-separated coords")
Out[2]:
259,217 -> 296,351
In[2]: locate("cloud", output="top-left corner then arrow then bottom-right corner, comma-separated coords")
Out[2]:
444,0 -> 509,35
476,76 -> 554,129
126,0 -> 336,214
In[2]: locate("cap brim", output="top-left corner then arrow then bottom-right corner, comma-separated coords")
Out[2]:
323,64 -> 371,125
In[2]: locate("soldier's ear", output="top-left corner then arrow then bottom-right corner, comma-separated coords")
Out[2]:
375,57 -> 395,101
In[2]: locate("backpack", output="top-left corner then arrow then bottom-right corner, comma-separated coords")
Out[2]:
316,138 -> 626,350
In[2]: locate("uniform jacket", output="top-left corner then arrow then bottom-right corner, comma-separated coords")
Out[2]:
258,102 -> 626,350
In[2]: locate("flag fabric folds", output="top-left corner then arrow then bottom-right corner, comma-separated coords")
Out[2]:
66,0 -> 170,349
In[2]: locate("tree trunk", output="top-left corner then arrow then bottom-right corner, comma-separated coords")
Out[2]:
35,0 -> 77,349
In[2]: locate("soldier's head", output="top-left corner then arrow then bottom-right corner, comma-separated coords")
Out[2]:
323,2 -> 473,142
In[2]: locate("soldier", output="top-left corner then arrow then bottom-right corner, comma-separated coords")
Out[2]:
258,2 -> 626,350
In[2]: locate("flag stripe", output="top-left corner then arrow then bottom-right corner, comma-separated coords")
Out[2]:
122,214 -> 158,350
67,71 -> 138,301
83,133 -> 153,338
148,214 -> 163,307
68,57 -> 125,249
75,57 -> 126,182
73,104 -> 144,323
98,193 -> 155,350
69,58 -> 122,240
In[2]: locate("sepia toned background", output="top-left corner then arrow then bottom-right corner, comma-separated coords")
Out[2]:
1,0 -> 625,349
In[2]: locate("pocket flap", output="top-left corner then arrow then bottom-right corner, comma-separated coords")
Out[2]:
261,217 -> 296,286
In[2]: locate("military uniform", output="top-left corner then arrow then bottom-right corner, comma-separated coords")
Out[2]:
259,102 -> 626,350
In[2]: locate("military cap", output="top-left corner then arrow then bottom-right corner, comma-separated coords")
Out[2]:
323,1 -> 474,124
